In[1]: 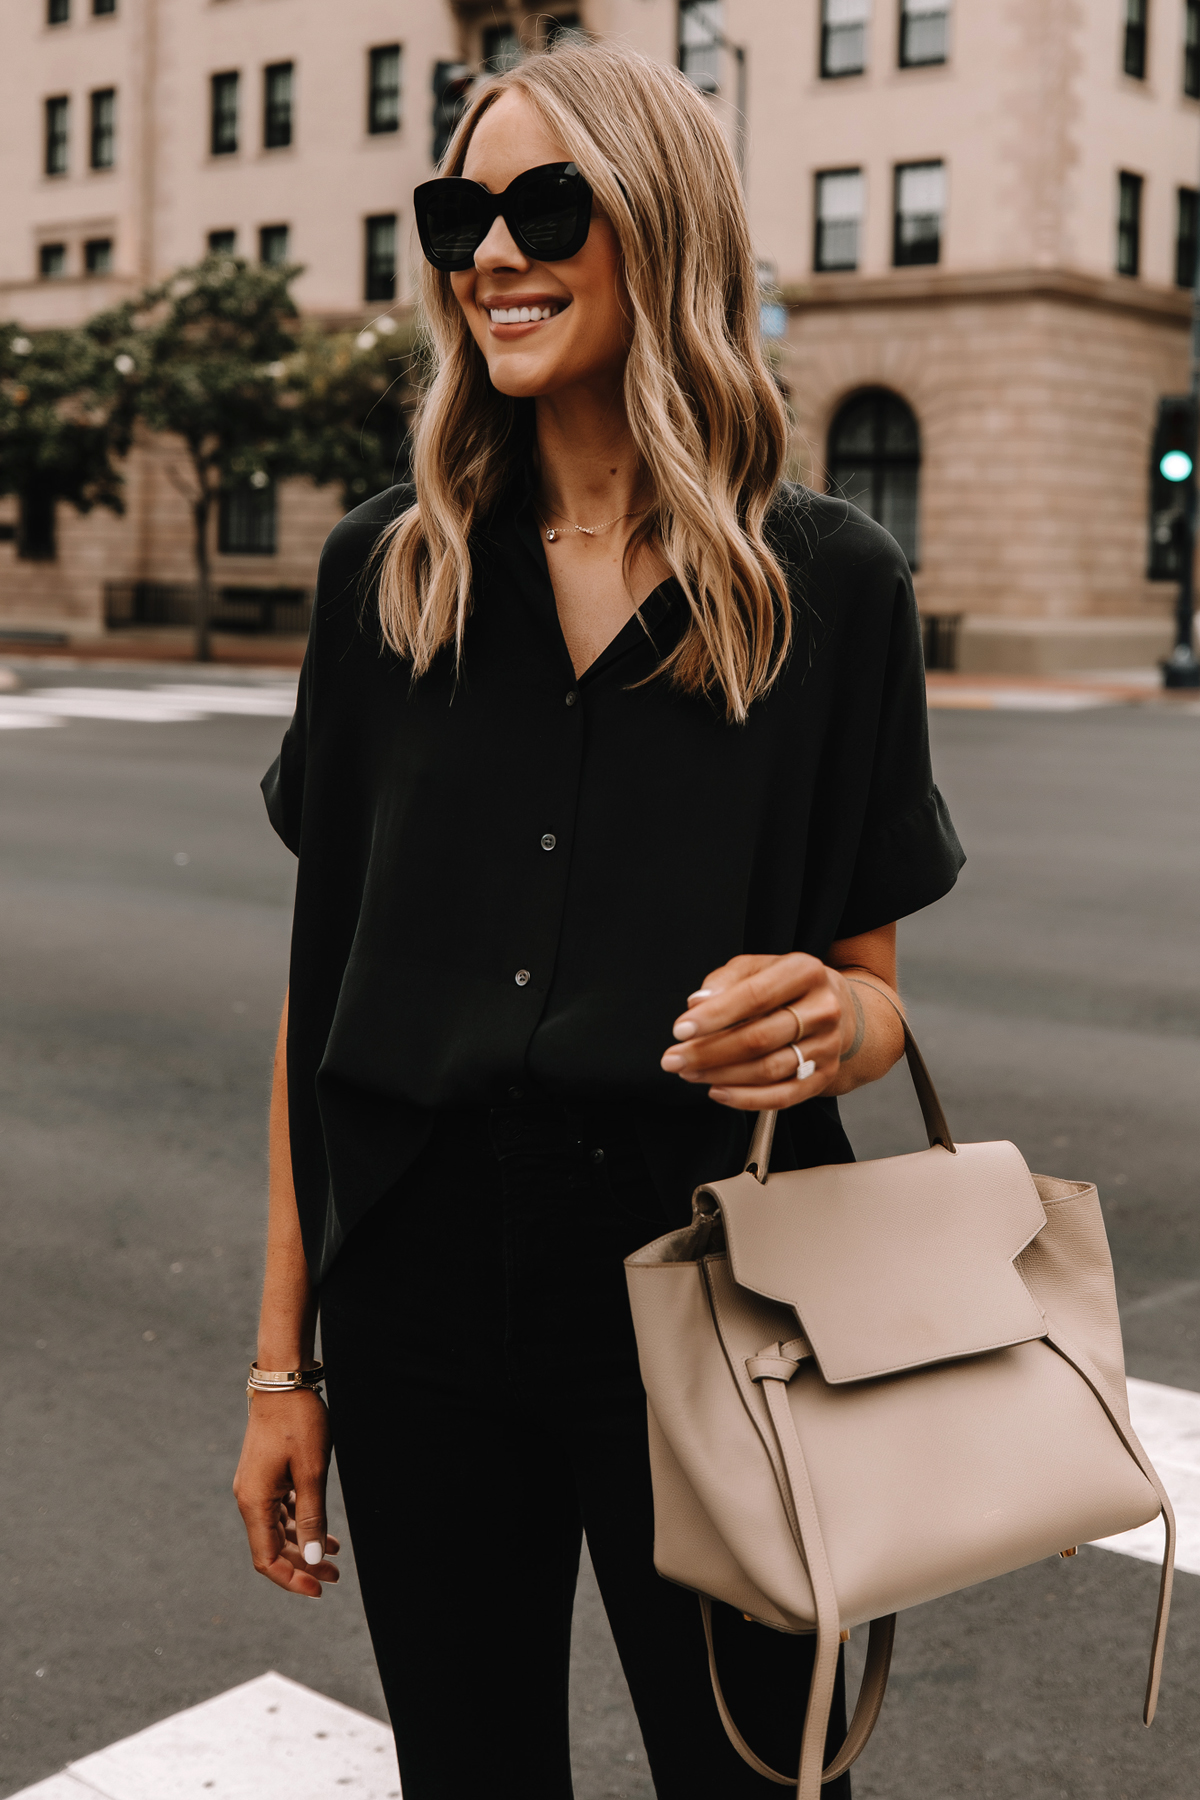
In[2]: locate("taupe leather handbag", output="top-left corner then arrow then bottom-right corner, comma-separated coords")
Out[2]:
625,1022 -> 1175,1799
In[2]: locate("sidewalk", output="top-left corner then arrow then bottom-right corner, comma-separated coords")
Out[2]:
925,669 -> 1200,711
0,630 -> 306,671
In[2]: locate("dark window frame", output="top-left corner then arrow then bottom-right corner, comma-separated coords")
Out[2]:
263,61 -> 293,150
367,44 -> 401,133
218,482 -> 278,556
207,228 -> 237,255
898,0 -> 949,69
48,0 -> 70,25
210,71 -> 239,157
678,0 -> 722,91
1186,0 -> 1199,96
84,236 -> 112,274
826,386 -> 922,569
893,159 -> 944,266
92,0 -> 116,14
814,167 -> 864,272
90,87 -> 116,170
1123,0 -> 1147,79
259,223 -> 290,267
18,487 -> 57,561
45,96 -> 69,176
1176,187 -> 1198,287
39,242 -> 67,279
1117,170 -> 1143,276
364,213 -> 397,302
820,0 -> 868,78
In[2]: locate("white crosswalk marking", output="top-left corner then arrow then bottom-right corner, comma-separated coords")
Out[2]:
1091,1377 -> 1200,1574
9,1672 -> 399,1800
3,1400 -> 1193,1797
0,684 -> 296,730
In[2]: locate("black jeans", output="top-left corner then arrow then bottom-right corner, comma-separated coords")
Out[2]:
319,1101 -> 849,1800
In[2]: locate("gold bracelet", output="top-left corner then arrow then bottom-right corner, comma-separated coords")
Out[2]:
246,1361 -> 326,1412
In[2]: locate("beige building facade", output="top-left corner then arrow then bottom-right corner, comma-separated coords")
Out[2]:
1,0 -> 1198,667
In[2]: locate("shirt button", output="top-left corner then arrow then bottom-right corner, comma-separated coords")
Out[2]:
515,969 -> 531,986
508,1086 -> 524,1101
540,833 -> 556,851
565,690 -> 577,706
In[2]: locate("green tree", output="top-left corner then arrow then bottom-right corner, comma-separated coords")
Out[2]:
0,317 -> 136,560
283,312 -> 422,508
103,254 -> 305,661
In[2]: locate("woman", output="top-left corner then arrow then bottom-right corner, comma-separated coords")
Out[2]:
234,40 -> 963,1800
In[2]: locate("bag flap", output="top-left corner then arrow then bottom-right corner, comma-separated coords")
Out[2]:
703,1140 -> 1048,1384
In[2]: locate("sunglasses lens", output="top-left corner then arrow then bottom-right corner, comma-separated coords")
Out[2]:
422,189 -> 489,266
517,174 -> 587,258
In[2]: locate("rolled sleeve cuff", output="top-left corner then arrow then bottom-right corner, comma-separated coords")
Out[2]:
834,786 -> 965,940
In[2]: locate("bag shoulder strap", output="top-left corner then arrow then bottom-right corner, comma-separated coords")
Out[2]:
700,1599 -> 895,1790
745,984 -> 954,1183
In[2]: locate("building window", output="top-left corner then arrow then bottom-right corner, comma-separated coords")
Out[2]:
211,72 -> 239,156
263,62 -> 293,149
827,388 -> 921,568
48,1 -> 70,25
19,488 -> 57,561
1123,0 -> 1147,78
1177,189 -> 1199,286
85,236 -> 112,274
821,0 -> 870,77
679,1 -> 722,91
208,228 -> 237,254
899,0 -> 949,68
93,0 -> 116,13
90,88 -> 116,169
1186,0 -> 1199,95
482,24 -> 523,72
259,224 -> 289,266
45,97 -> 69,176
364,214 -> 397,302
1117,170 -> 1142,275
39,242 -> 67,278
219,482 -> 277,556
368,45 -> 401,133
893,160 -> 944,265
814,169 -> 865,270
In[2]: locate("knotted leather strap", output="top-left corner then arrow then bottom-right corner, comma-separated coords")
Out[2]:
700,1342 -> 897,1796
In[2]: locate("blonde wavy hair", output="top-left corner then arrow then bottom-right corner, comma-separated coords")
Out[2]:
374,39 -> 792,722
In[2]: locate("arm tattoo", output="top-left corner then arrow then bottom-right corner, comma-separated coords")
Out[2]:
839,985 -> 866,1064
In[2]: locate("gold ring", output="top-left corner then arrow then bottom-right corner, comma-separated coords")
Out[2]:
785,1005 -> 804,1044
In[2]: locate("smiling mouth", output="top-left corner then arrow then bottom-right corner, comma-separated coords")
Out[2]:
484,300 -> 568,324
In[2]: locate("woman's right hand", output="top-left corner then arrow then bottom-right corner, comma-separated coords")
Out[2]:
233,1389 -> 340,1598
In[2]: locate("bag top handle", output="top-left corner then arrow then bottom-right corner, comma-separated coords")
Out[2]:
744,984 -> 956,1183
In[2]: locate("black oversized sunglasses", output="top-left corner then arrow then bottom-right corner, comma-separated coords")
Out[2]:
413,162 -> 594,272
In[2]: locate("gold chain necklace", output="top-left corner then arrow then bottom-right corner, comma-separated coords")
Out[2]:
537,508 -> 646,543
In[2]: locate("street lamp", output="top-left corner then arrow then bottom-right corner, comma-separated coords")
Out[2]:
1162,150 -> 1200,686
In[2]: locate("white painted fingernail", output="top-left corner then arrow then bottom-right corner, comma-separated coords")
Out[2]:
688,989 -> 713,1002
303,1541 -> 323,1565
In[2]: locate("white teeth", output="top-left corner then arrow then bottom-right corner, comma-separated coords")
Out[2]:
488,303 -> 560,323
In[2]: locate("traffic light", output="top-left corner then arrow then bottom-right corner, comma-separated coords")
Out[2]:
1147,394 -> 1197,579
432,62 -> 472,166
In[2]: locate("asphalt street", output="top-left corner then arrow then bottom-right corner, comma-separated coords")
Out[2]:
0,663 -> 1197,1800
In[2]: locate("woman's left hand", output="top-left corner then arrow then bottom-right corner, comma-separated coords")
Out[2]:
659,952 -> 859,1110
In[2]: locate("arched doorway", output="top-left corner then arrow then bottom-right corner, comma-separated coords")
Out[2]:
826,389 -> 921,569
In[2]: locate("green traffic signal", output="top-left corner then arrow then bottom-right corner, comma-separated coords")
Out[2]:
1159,449 -> 1194,482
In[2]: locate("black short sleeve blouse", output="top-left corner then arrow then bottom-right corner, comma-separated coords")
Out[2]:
264,481 -> 964,1281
